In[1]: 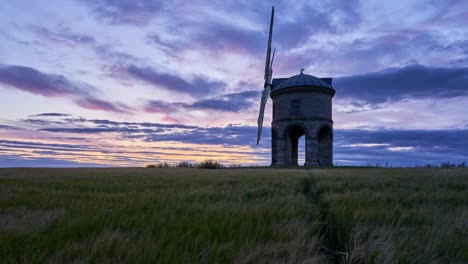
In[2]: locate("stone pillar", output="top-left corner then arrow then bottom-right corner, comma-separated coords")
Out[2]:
274,136 -> 287,166
305,136 -> 318,166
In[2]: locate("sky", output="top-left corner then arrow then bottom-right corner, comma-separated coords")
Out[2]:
0,0 -> 467,167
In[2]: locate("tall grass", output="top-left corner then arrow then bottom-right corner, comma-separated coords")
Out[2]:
309,168 -> 468,263
0,167 -> 467,263
0,168 -> 324,263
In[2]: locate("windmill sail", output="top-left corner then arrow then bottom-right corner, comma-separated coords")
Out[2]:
257,6 -> 275,145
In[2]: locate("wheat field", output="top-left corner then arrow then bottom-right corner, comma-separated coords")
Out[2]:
0,167 -> 467,263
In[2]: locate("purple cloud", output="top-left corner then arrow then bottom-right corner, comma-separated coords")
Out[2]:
31,26 -> 95,46
126,64 -> 226,96
192,24 -> 264,55
0,65 -> 90,97
0,65 -> 132,113
144,100 -> 187,114
81,0 -> 164,25
189,90 -> 260,112
145,90 -> 260,114
0,124 -> 20,130
30,113 -> 71,117
75,97 -> 131,113
334,64 -> 468,104
334,128 -> 468,166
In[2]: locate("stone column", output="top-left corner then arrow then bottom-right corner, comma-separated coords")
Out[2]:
274,136 -> 288,166
305,136 -> 318,166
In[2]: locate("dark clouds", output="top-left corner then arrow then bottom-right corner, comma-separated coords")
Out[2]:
190,90 -> 260,112
0,65 -> 91,97
75,97 -> 131,113
0,125 -> 20,130
125,64 -> 226,97
144,90 -> 260,113
9,111 -> 468,166
334,64 -> 468,104
275,1 -> 360,50
334,129 -> 468,166
81,0 -> 164,25
0,65 -> 131,113
0,155 -> 105,167
3,111 -> 468,166
30,113 -> 71,117
193,23 -> 264,55
145,125 -> 260,146
144,100 -> 187,114
0,139 -> 93,152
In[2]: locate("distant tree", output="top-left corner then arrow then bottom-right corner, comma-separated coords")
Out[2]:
199,159 -> 223,169
177,161 -> 191,168
146,164 -> 156,168
441,162 -> 455,168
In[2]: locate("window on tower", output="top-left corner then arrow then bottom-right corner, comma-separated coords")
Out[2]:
290,99 -> 301,116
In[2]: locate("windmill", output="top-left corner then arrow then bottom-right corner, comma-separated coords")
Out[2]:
257,6 -> 275,145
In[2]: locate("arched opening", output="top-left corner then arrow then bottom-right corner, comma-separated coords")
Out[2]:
271,128 -> 277,165
317,126 -> 332,166
287,125 -> 305,166
298,135 -> 305,165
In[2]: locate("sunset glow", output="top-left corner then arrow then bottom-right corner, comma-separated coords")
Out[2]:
1,0 -> 467,167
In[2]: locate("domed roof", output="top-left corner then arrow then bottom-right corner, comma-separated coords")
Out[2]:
273,72 -> 334,91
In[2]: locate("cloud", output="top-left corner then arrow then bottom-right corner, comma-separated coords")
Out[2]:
0,65 -> 92,97
31,26 -> 95,46
30,116 -> 198,132
191,23 -> 264,55
0,155 -> 106,168
30,113 -> 71,117
21,118 -> 68,126
0,124 -> 20,130
85,118 -> 197,129
144,100 -> 187,114
5,111 -> 468,166
34,114 -> 468,166
189,90 -> 260,112
39,127 -> 136,134
81,0 -> 164,25
145,124 -> 261,147
273,1 -> 360,50
0,65 -> 132,114
334,64 -> 468,104
125,64 -> 226,96
74,97 -> 131,113
334,128 -> 468,166
144,90 -> 260,114
0,139 -> 92,152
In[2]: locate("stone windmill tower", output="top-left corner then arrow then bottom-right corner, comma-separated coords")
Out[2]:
257,7 -> 336,166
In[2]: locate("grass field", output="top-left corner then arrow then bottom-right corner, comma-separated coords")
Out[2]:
0,167 -> 467,263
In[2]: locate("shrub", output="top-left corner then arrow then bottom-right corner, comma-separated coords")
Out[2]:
146,164 -> 156,168
177,161 -> 191,168
441,162 -> 455,168
199,159 -> 223,169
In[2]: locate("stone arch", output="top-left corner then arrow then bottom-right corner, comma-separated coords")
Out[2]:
271,127 -> 278,165
317,124 -> 333,166
285,124 -> 307,166
280,122 -> 311,139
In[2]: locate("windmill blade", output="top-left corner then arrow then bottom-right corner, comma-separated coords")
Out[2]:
264,6 -> 274,82
257,6 -> 275,145
256,85 -> 270,145
269,48 -> 276,70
